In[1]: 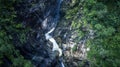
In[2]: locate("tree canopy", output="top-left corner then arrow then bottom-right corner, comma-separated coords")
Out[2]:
0,0 -> 120,67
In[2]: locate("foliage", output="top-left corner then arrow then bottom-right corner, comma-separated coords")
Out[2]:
64,0 -> 120,67
63,0 -> 88,43
82,0 -> 120,67
0,0 -> 32,67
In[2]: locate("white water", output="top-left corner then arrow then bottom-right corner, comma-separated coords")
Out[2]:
45,27 -> 62,56
45,27 -> 65,67
44,0 -> 64,66
61,62 -> 65,67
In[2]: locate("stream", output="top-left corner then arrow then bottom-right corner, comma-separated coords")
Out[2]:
15,0 -> 64,67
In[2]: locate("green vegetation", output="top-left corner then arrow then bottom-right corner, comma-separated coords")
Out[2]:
65,0 -> 120,67
84,0 -> 120,67
0,0 -> 120,67
0,0 -> 32,67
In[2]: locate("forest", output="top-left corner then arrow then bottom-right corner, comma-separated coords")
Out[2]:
0,0 -> 120,67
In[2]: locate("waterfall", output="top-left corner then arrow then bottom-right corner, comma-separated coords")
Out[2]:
15,0 -> 65,66
43,0 -> 65,67
45,27 -> 62,56
42,0 -> 63,56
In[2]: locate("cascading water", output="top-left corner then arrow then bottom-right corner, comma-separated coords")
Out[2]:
43,0 -> 64,66
45,28 -> 62,56
15,0 -> 64,67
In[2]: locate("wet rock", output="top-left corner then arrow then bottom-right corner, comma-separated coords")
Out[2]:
14,0 -> 63,67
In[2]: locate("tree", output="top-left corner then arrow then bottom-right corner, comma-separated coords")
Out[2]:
82,0 -> 120,67
0,0 -> 32,67
64,0 -> 120,67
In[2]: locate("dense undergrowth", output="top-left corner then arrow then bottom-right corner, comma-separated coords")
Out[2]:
85,0 -> 120,67
0,0 -> 120,67
65,0 -> 120,67
0,0 -> 33,67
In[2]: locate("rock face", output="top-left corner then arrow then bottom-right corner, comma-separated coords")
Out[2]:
14,0 -> 63,67
14,0 -> 90,67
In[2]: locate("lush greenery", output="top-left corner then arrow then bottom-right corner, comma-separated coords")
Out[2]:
84,0 -> 120,67
0,0 -> 32,67
64,0 -> 120,67
0,0 -> 120,67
